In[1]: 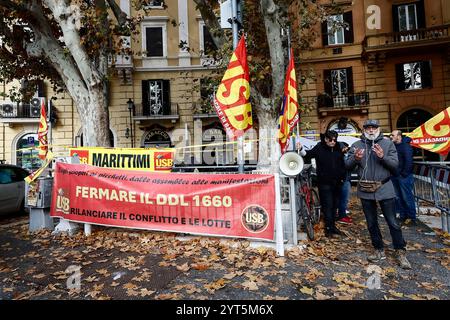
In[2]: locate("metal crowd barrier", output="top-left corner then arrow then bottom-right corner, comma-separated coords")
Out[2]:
413,161 -> 450,232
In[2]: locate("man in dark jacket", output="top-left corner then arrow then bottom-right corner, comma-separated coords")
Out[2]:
298,130 -> 346,237
390,130 -> 417,224
346,120 -> 411,269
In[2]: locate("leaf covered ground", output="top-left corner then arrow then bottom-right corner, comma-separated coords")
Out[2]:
0,197 -> 449,300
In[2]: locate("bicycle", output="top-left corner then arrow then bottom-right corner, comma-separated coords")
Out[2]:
295,164 -> 321,240
302,165 -> 321,225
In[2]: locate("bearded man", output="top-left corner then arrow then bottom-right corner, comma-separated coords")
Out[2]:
345,120 -> 411,269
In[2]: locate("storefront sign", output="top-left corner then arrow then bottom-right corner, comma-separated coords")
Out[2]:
51,163 -> 275,240
69,147 -> 174,172
143,129 -> 171,148
27,136 -> 35,146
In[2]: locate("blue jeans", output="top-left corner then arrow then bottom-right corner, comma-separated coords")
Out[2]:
318,183 -> 342,233
361,198 -> 406,250
338,180 -> 351,219
392,174 -> 417,220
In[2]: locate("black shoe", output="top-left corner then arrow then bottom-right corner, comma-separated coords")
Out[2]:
325,228 -> 343,238
325,232 -> 339,239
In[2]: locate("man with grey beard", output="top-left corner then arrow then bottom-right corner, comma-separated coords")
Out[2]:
345,120 -> 411,269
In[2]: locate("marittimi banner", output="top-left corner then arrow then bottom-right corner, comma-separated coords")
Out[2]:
408,106 -> 450,155
51,163 -> 275,241
69,147 -> 174,172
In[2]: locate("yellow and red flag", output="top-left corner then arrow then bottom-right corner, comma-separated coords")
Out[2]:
38,99 -> 48,160
213,37 -> 252,140
407,106 -> 450,155
278,49 -> 300,154
24,151 -> 53,184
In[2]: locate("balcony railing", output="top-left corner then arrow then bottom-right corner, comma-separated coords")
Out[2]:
133,103 -> 179,122
364,24 -> 450,50
317,92 -> 370,109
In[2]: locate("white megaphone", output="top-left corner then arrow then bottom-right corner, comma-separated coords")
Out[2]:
279,152 -> 304,177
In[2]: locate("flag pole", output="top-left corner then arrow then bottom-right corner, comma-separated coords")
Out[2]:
47,98 -> 52,176
286,27 -> 300,140
232,0 -> 245,173
184,123 -> 190,164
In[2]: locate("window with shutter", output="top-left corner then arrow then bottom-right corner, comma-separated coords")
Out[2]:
331,69 -> 348,96
393,0 -> 425,33
142,80 -> 171,116
162,80 -> 171,115
416,0 -> 426,29
420,61 -> 432,88
321,21 -> 329,46
343,12 -> 354,44
327,15 -> 345,45
146,27 -> 163,57
202,25 -> 217,55
323,68 -> 354,107
393,1 -> 426,41
395,61 -> 432,91
331,68 -> 348,107
142,80 -> 149,116
145,1 -> 163,8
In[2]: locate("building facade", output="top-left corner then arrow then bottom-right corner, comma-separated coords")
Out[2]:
300,0 -> 450,160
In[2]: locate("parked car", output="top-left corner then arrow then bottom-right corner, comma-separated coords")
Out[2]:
0,164 -> 29,215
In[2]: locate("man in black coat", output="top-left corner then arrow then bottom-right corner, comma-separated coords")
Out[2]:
298,130 -> 346,237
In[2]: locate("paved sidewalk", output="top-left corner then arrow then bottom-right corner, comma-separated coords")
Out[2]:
0,198 -> 449,300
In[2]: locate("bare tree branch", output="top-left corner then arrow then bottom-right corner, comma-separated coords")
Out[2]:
44,0 -> 101,88
106,0 -> 128,28
193,0 -> 225,49
24,1 -> 89,99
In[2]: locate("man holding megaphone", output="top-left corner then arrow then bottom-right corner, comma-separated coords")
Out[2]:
297,130 -> 347,238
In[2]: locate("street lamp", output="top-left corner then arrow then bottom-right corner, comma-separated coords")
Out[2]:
127,98 -> 134,147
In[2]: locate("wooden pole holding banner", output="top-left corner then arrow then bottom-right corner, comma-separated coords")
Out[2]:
184,123 -> 190,164
274,173 -> 285,256
47,100 -> 51,153
47,99 -> 52,175
286,27 -> 301,143
231,0 -> 245,173
289,177 -> 297,245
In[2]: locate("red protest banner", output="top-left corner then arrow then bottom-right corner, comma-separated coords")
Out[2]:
50,163 -> 275,241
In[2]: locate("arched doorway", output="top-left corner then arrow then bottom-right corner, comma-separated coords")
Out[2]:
396,108 -> 440,161
15,132 -> 44,171
142,128 -> 171,148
